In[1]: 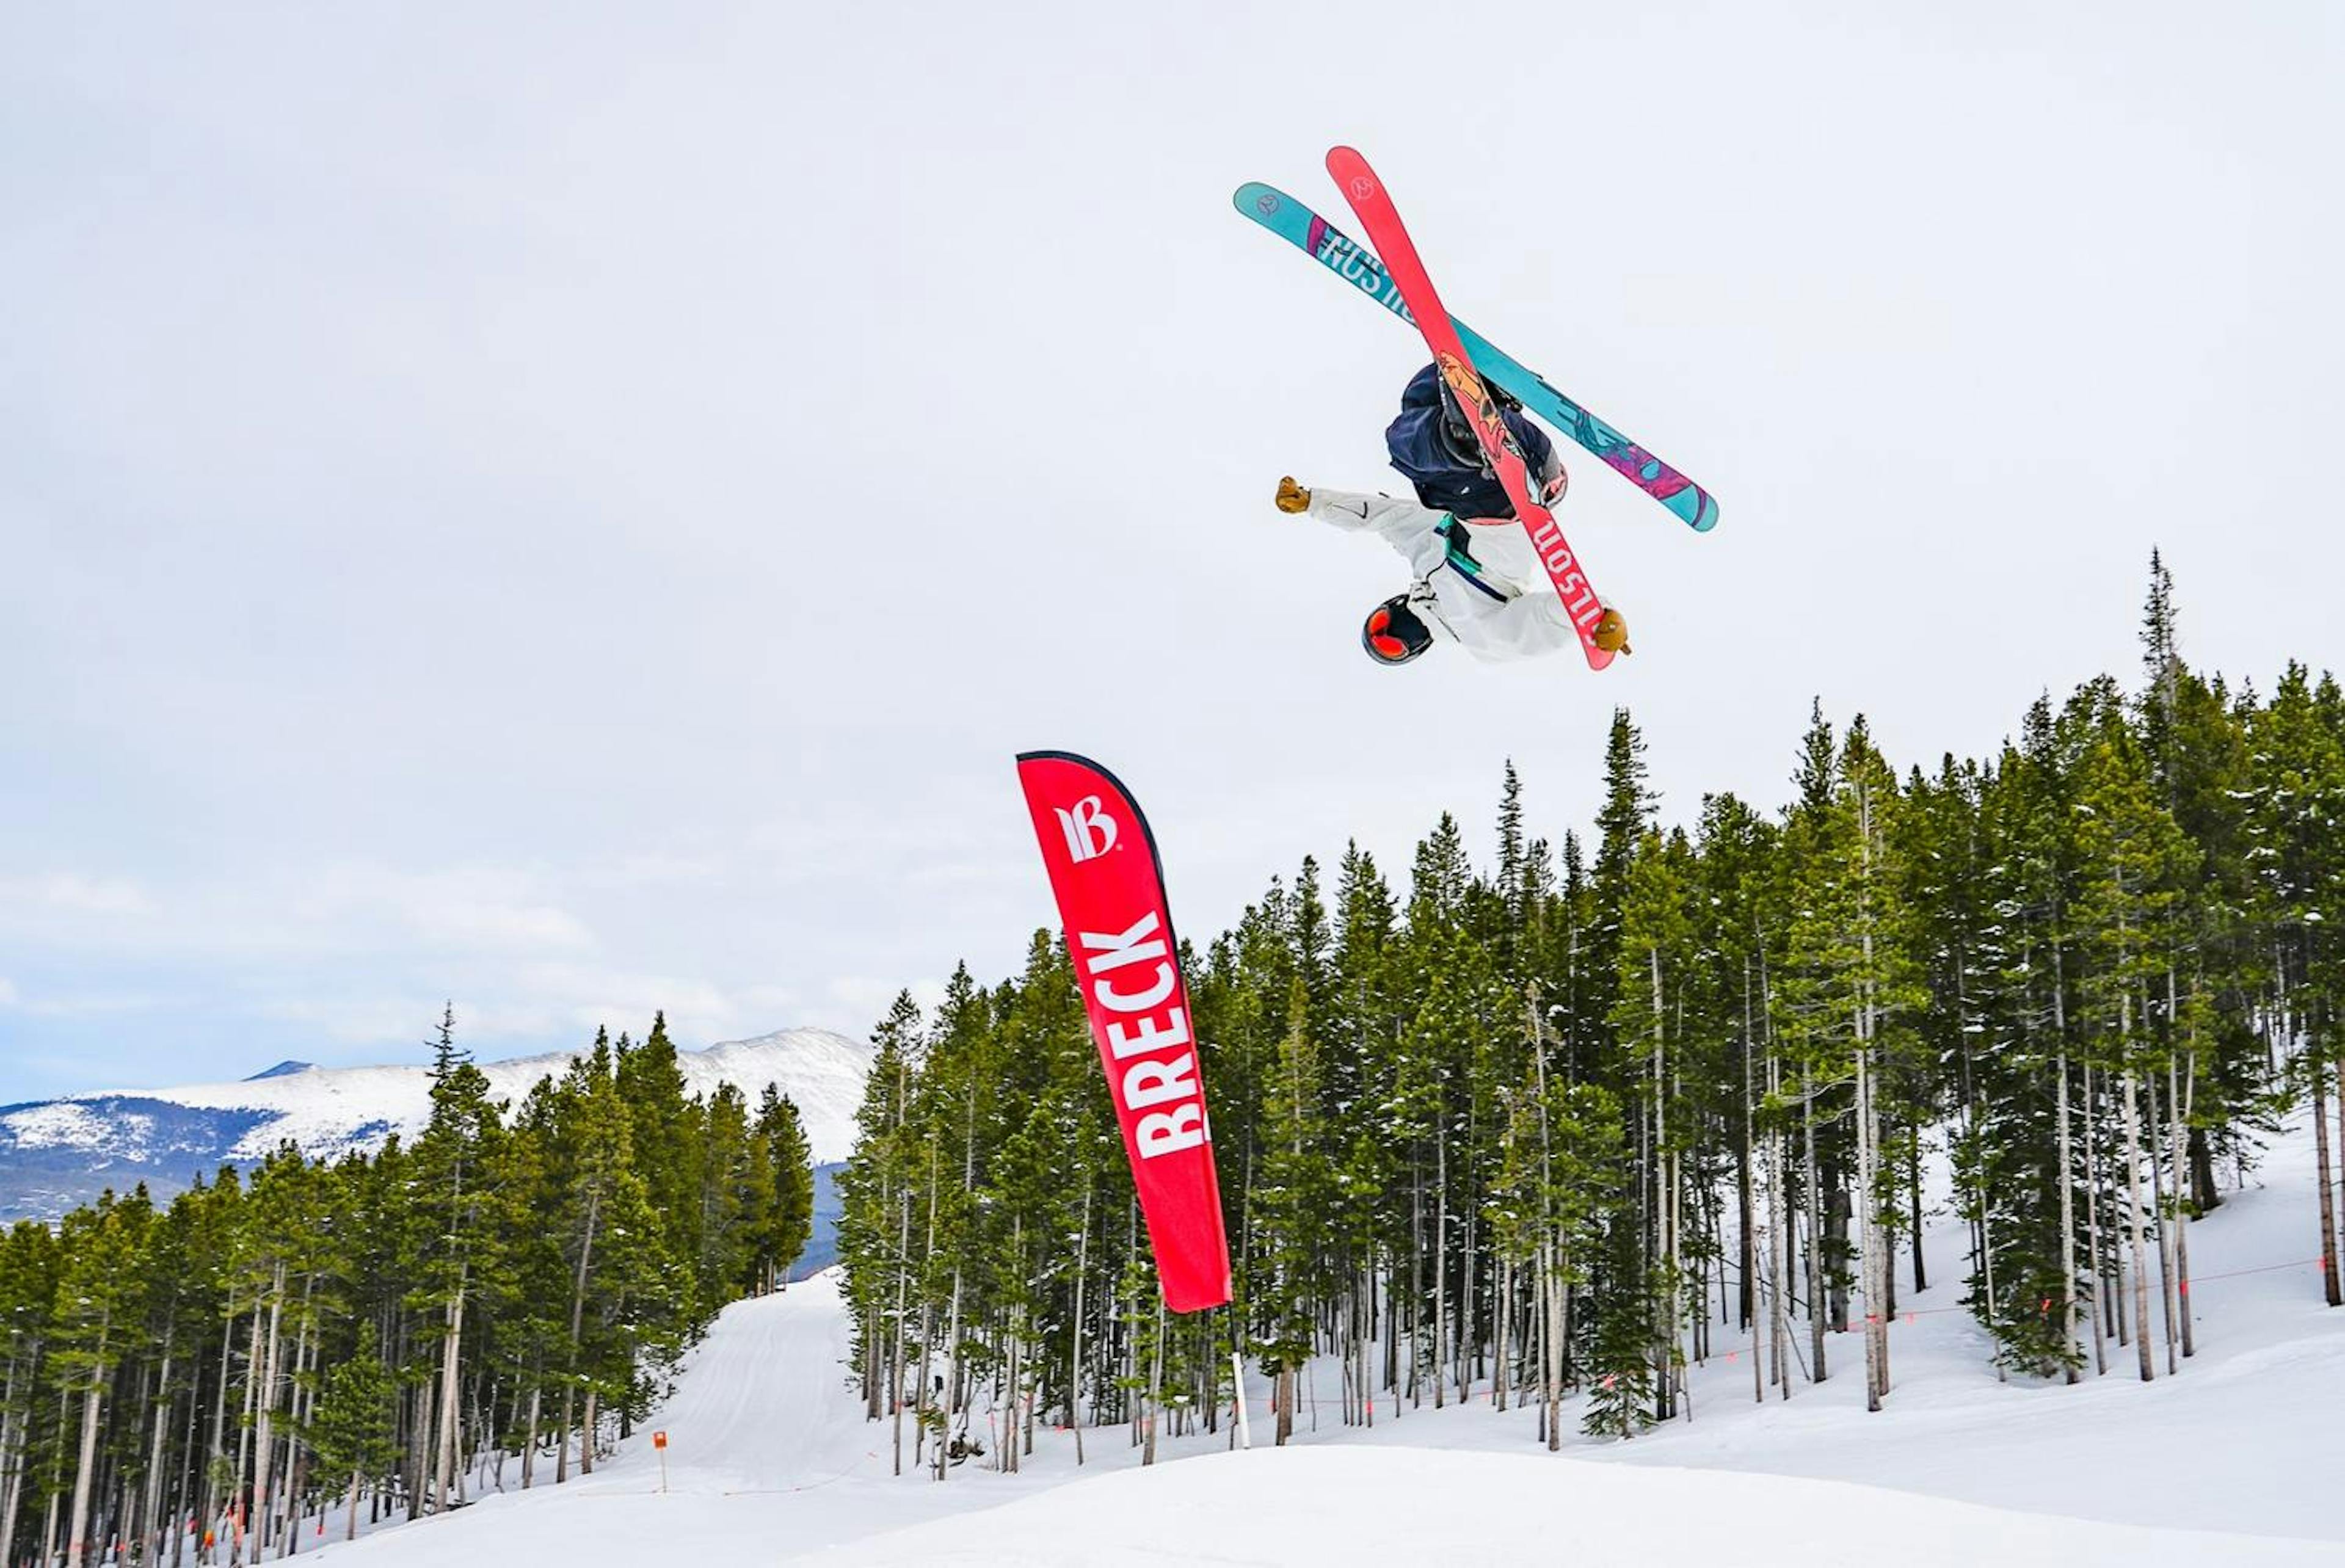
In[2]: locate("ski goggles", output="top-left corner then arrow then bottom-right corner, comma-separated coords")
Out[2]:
1362,601 -> 1428,666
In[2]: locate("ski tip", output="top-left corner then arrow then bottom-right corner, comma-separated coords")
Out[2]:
1232,182 -> 1284,218
1690,496 -> 1720,533
1325,147 -> 1384,210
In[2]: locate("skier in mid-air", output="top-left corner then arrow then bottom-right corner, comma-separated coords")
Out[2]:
1277,363 -> 1631,666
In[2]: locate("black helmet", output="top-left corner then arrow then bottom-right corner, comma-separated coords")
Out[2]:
1362,595 -> 1433,666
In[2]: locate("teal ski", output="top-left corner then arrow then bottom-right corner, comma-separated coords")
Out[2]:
1234,181 -> 1717,533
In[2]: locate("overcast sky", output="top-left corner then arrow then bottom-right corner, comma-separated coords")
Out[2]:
4,2 -> 2339,1100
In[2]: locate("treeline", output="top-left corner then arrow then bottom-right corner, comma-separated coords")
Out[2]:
0,1013 -> 815,1568
835,556 -> 2345,1473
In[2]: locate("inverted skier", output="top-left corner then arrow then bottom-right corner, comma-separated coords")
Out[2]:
1278,363 -> 1631,666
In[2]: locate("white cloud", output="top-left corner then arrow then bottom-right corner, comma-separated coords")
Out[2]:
732,982 -> 799,1018
298,865 -> 597,955
412,901 -> 595,952
823,976 -> 948,1032
258,996 -> 464,1047
0,977 -> 16,1006
0,874 -> 158,917
584,854 -> 727,890
20,991 -> 172,1018
249,962 -> 794,1060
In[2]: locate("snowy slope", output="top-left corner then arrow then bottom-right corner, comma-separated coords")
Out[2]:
799,1446 -> 2334,1567
1577,1104 -> 2345,1538
239,1114 -> 2345,1567
0,1027 -> 871,1220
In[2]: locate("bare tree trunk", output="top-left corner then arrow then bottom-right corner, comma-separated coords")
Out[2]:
1766,1074 -> 1789,1398
1431,1131 -> 1448,1412
40,1392 -> 65,1568
1068,1183 -> 1089,1467
40,1475 -> 60,1568
1527,990 -> 1565,1450
66,1370 -> 105,1568
937,1263 -> 963,1483
1142,1298 -> 1165,1466
2121,1060 -> 2156,1381
1492,1249 -> 1510,1415
1458,1181 -> 1477,1409
1803,1071 -> 1827,1383
174,1344 -> 202,1568
1651,946 -> 1679,1420
2056,1051 -> 2081,1381
433,1286 -> 467,1510
0,1348 -> 26,1568
2145,1063 -> 2180,1376
556,1180 -> 602,1489
889,1178 -> 912,1476
2175,1049 -> 2199,1357
1408,1158 -> 1422,1408
141,1348 -> 175,1566
1856,1037 -> 1883,1413
2316,1051 -> 2343,1307
252,1267 -> 286,1548
2335,1044 -> 2345,1312
1385,1250 -> 1401,1417
1741,965 -> 1760,1347
1743,976 -> 1761,1405
230,1299 -> 264,1558
553,1384 -> 571,1487
2082,1062 -> 2109,1374
520,1384 -> 541,1490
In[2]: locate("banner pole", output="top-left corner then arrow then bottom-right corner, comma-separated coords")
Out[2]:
1232,1349 -> 1252,1451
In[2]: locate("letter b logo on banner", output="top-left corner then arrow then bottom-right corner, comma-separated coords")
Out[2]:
1056,796 -> 1118,863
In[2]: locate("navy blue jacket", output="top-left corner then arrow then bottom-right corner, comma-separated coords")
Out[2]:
1384,363 -> 1557,520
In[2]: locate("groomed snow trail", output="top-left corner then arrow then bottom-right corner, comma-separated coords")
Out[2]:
302,1274 -> 976,1567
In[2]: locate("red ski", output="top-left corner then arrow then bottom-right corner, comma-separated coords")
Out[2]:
1326,146 -> 1616,672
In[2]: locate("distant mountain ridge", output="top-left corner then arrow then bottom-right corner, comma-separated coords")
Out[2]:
0,1028 -> 872,1230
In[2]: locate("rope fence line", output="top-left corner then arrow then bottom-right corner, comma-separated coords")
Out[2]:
2178,1255 -> 2322,1287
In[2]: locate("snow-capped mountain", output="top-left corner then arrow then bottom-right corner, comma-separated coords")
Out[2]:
0,1027 -> 872,1224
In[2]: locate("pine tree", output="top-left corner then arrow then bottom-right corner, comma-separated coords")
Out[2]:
2073,718 -> 2200,1368
305,1323 -> 398,1542
406,1007 -> 506,1512
754,1088 -> 816,1293
1610,828 -> 1698,1420
1254,979 -> 1333,1443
